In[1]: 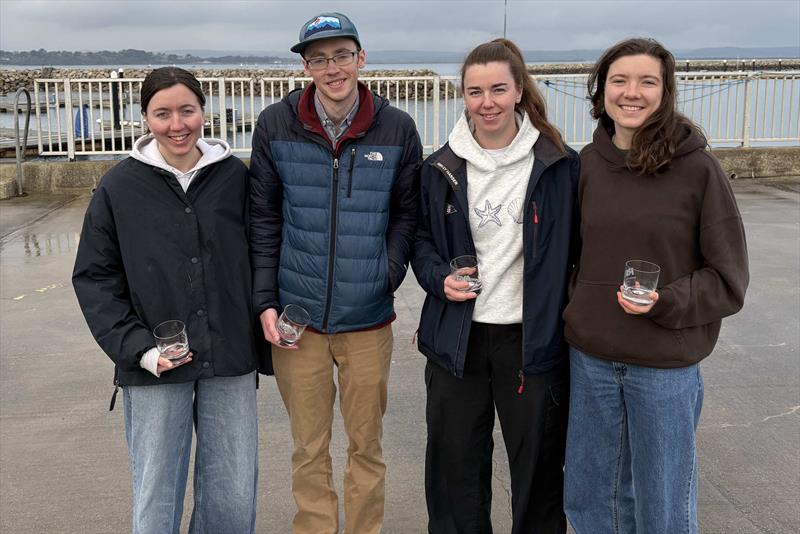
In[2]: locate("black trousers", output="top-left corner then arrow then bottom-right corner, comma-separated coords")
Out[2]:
425,322 -> 568,534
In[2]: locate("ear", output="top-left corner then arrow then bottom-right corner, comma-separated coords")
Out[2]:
357,49 -> 366,69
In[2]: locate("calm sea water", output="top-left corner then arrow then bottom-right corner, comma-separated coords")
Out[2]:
2,63 -> 797,150
1,62 -> 463,75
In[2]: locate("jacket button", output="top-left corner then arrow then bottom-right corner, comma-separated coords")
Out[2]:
185,207 -> 192,214
202,362 -> 210,369
191,257 -> 199,264
197,309 -> 205,316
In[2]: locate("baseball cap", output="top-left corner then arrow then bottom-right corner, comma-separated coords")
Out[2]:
291,12 -> 361,55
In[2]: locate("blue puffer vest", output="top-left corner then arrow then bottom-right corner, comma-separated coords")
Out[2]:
249,82 -> 422,333
273,138 -> 401,331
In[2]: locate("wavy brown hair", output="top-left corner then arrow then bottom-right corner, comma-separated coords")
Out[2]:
588,38 -> 705,174
461,38 -> 565,153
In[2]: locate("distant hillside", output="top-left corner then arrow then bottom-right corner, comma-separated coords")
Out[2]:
367,46 -> 800,64
0,49 -> 285,66
1,46 -> 797,67
676,46 -> 800,60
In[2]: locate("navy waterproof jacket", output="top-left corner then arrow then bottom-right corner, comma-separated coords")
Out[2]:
249,83 -> 422,332
411,135 -> 580,378
73,155 -> 261,386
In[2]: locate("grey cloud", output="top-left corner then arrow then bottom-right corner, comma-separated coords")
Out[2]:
1,0 -> 798,53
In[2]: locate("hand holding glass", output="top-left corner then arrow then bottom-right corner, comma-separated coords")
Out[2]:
622,260 -> 660,305
153,320 -> 190,365
277,304 -> 310,347
449,255 -> 483,293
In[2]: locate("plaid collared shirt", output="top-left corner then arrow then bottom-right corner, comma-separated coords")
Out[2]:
314,91 -> 360,144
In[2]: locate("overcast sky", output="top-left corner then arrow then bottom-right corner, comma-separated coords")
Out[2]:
1,0 -> 798,55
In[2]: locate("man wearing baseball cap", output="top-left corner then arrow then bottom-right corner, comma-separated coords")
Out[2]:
249,11 -> 422,534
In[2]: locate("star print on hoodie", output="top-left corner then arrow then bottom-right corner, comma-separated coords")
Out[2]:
474,199 -> 503,227
446,110 -> 540,324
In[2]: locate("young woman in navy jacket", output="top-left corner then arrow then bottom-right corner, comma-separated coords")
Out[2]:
412,39 -> 580,534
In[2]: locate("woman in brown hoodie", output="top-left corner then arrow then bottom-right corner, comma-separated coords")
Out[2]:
562,38 -> 749,534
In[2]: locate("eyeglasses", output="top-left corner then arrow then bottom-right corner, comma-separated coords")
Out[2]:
304,51 -> 358,71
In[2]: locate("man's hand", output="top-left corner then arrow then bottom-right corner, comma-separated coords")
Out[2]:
260,308 -> 298,349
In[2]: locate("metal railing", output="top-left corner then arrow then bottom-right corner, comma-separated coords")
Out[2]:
24,71 -> 800,158
13,87 -> 32,196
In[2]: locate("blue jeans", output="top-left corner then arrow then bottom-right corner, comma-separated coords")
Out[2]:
123,372 -> 258,534
564,348 -> 703,534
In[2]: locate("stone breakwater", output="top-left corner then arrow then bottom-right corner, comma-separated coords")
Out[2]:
1,59 -> 798,97
529,58 -> 800,75
0,67 -> 442,98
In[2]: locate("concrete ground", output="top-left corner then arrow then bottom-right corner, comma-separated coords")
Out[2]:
0,179 -> 797,533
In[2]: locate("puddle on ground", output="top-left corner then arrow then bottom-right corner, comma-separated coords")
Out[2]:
1,232 -> 80,259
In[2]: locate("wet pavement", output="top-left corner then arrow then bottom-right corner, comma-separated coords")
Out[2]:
0,179 -> 798,533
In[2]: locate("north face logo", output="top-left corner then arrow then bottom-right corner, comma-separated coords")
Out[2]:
364,151 -> 383,162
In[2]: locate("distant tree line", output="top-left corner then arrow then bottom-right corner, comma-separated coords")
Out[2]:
0,49 -> 286,66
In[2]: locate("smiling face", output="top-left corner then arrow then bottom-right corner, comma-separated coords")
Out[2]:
603,54 -> 664,148
143,83 -> 204,170
462,61 -> 523,149
303,37 -> 365,111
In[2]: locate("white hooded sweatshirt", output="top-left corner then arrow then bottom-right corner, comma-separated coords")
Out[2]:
131,133 -> 232,193
448,111 -> 540,324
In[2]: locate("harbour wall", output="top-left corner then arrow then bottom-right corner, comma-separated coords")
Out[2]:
2,58 -> 799,95
2,146 -> 798,200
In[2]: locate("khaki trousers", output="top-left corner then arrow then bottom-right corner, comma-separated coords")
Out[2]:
272,324 -> 393,534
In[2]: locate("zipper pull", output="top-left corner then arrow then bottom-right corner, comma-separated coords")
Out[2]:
533,201 -> 539,224
517,370 -> 526,395
332,158 -> 340,184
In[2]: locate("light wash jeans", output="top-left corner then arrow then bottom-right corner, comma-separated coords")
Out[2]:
123,372 -> 258,534
564,348 -> 703,534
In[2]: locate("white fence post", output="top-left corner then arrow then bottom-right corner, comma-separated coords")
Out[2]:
64,79 -> 76,161
34,81 -> 43,153
218,78 -> 227,140
432,76 -> 441,151
741,74 -> 752,147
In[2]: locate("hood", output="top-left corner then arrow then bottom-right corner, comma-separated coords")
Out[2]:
448,111 -> 540,173
592,116 -> 706,168
131,134 -> 231,175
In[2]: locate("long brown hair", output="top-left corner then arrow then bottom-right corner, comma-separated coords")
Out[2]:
588,38 -> 705,174
461,38 -> 565,153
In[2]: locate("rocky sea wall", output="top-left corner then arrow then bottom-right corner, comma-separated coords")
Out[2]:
2,59 -> 798,96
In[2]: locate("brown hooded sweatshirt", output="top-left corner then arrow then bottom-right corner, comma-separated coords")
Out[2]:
563,120 -> 749,368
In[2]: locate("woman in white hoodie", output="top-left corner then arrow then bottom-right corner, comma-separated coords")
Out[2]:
412,40 -> 580,533
73,68 -> 260,534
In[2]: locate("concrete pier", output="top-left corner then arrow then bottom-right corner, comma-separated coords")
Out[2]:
0,179 -> 798,533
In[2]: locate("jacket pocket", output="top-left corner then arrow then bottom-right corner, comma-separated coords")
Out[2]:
417,295 -> 465,375
530,200 -> 556,259
382,243 -> 393,294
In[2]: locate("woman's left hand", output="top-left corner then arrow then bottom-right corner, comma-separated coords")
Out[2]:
616,286 -> 659,315
156,352 -> 193,374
